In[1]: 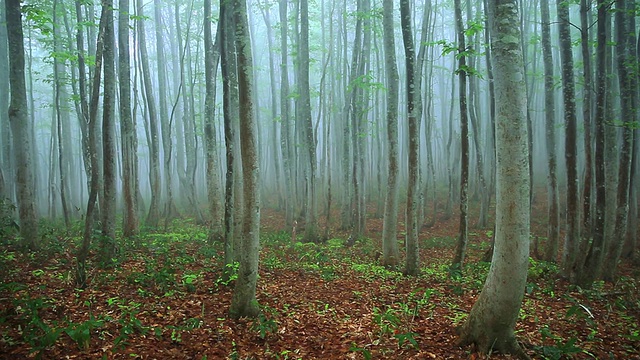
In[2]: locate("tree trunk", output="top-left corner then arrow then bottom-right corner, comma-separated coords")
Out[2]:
0,0 -> 11,201
204,0 -> 222,242
400,0 -> 420,276
557,0 -> 581,281
602,0 -> 636,281
457,0 -> 530,356
576,0 -> 608,286
451,0 -> 469,269
279,0 -> 294,228
381,0 -> 400,267
6,0 -> 39,250
100,0 -> 116,260
119,0 -> 139,238
540,0 -> 560,262
137,0 -> 161,228
229,0 -> 260,319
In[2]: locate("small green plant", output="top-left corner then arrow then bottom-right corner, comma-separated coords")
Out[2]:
250,303 -> 279,339
535,326 -> 584,360
349,343 -> 372,360
64,316 -> 104,350
217,262 -> 239,286
181,272 -> 200,293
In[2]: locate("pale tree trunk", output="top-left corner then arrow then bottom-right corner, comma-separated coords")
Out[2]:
602,0 -> 636,281
400,0 -> 420,276
205,0 -> 222,242
557,0 -> 581,281
457,0 -> 530,356
451,0 -> 469,269
381,0 -> 400,267
578,0 -> 607,286
101,0 -> 116,260
299,0 -> 318,243
279,0 -> 294,227
259,3 -> 282,211
229,0 -> 260,319
540,0 -> 560,262
119,0 -> 139,238
6,0 -> 39,250
52,0 -> 71,228
154,0 -> 178,221
137,0 -> 161,227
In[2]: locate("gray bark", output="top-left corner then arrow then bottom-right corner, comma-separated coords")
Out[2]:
457,0 -> 530,356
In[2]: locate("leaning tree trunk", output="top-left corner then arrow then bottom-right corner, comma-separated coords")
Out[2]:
229,0 -> 261,319
6,0 -> 39,250
457,0 -> 530,356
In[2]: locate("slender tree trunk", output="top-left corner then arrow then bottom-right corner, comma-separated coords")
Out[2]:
119,0 -> 139,238
0,0 -> 11,200
457,0 -> 530,355
78,0 -> 109,286
602,0 -> 636,280
578,0 -> 608,286
101,0 -> 117,260
557,0 -> 581,280
205,0 -> 222,242
540,0 -> 560,262
452,0 -> 470,269
279,0 -> 294,228
381,0 -> 400,267
580,0 -> 594,240
137,0 -> 161,227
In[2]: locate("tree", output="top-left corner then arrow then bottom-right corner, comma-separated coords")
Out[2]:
602,0 -> 636,281
137,0 -> 161,228
540,0 -> 560,262
0,0 -> 10,200
101,0 -> 117,260
457,0 -> 530,356
299,0 -> 318,243
381,0 -> 400,267
400,0 -> 420,276
451,0 -> 470,269
119,0 -> 139,238
6,0 -> 39,250
557,0 -> 580,281
229,0 -> 261,319
576,0 -> 608,286
204,0 -> 222,242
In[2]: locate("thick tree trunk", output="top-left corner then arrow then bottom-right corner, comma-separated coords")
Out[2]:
457,0 -> 530,356
229,0 -> 261,319
6,0 -> 39,250
400,0 -> 420,276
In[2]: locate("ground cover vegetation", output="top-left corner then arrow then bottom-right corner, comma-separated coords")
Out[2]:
1,207 -> 638,359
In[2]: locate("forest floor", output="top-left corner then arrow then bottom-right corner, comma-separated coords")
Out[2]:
0,204 -> 639,359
